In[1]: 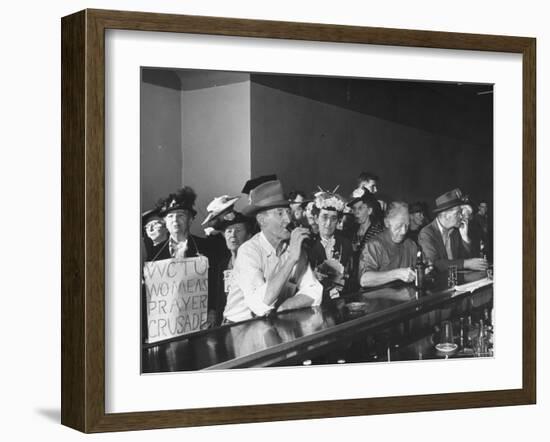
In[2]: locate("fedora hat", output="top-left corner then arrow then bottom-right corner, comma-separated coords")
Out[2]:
241,180 -> 290,216
241,174 -> 277,195
433,188 -> 467,213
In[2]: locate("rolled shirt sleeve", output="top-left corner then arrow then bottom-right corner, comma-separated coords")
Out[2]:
295,263 -> 323,306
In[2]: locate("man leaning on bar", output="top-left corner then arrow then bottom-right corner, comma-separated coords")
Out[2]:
359,201 -> 418,287
222,178 -> 323,323
418,188 -> 488,273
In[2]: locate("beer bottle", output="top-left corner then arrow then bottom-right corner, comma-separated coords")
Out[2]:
465,315 -> 473,347
459,317 -> 465,348
484,307 -> 493,331
415,249 -> 425,290
480,240 -> 487,260
477,319 -> 487,355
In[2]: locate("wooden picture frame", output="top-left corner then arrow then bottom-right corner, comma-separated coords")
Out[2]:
61,9 -> 536,433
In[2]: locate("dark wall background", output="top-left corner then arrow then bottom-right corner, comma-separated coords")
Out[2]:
140,69 -> 494,226
250,74 -> 493,211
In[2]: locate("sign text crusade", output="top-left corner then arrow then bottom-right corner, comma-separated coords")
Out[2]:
144,257 -> 209,343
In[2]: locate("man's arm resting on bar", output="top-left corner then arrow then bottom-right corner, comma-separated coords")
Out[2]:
361,268 -> 415,287
278,264 -> 322,312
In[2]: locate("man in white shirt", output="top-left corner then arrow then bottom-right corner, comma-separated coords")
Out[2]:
223,179 -> 323,323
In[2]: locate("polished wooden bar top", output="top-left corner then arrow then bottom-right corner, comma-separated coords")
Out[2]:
142,271 -> 492,373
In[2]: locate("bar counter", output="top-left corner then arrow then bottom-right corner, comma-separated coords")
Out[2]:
142,271 -> 493,373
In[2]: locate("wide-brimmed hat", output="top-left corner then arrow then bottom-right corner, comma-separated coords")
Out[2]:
433,188 -> 467,213
347,186 -> 378,208
212,210 -> 251,231
201,195 -> 251,231
158,187 -> 198,217
241,179 -> 290,216
201,195 -> 240,226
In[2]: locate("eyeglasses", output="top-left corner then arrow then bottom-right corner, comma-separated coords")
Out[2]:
318,214 -> 338,223
145,220 -> 164,230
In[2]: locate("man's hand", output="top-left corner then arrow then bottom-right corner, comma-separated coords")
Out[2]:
314,269 -> 327,281
288,227 -> 310,263
459,220 -> 471,243
425,261 -> 435,275
464,258 -> 488,271
393,267 -> 416,283
200,310 -> 218,330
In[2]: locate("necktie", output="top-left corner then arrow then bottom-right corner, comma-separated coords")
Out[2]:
444,231 -> 454,260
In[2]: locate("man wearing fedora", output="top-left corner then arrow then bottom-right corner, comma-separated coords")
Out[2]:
418,188 -> 488,273
223,179 -> 323,323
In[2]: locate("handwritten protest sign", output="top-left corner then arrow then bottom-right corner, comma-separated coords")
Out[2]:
143,256 -> 209,343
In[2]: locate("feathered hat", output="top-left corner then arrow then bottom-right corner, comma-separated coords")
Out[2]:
158,187 -> 198,217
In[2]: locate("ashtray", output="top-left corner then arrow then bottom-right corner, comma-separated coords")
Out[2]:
345,302 -> 368,313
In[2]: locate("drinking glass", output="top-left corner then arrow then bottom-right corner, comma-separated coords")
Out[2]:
447,265 -> 458,288
436,320 -> 458,353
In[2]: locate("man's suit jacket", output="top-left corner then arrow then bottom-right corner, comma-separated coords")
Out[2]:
418,219 -> 476,272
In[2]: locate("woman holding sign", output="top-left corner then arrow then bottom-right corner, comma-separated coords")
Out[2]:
201,195 -> 252,327
141,187 -> 209,261
142,187 -> 212,342
157,187 -> 209,260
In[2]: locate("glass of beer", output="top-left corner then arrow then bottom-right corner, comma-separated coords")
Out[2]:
436,320 -> 458,353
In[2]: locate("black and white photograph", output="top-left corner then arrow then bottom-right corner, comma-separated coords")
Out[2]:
140,67 -> 494,373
